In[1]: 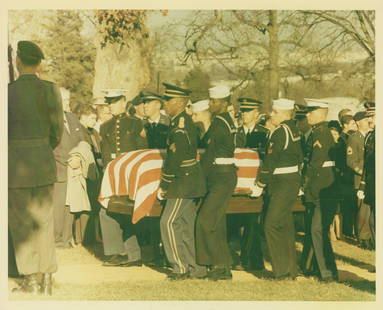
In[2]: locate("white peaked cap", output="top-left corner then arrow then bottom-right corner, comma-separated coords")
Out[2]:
102,89 -> 128,98
209,85 -> 231,99
272,98 -> 295,110
304,98 -> 329,108
191,100 -> 210,112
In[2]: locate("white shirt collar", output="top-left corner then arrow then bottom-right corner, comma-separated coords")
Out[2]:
244,123 -> 256,134
149,115 -> 161,124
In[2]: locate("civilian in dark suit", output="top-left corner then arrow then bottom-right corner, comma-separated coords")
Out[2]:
53,88 -> 87,248
8,41 -> 63,295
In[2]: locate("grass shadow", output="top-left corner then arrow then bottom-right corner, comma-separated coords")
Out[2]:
338,270 -> 375,295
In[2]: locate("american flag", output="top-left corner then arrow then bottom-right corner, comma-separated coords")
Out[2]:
99,148 -> 260,224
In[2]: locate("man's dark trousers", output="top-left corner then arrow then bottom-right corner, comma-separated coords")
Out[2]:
264,174 -> 299,278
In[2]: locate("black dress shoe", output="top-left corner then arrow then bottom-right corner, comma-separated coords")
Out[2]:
41,273 -> 52,296
208,268 -> 233,281
12,274 -> 40,295
123,260 -> 142,267
274,273 -> 296,281
167,272 -> 189,281
189,273 -> 208,280
102,255 -> 130,266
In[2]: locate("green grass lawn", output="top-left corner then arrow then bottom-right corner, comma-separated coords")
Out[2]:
8,235 -> 375,301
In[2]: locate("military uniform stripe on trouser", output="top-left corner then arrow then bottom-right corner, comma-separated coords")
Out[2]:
160,198 -> 205,276
166,198 -> 185,273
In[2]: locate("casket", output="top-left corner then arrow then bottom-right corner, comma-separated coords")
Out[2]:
99,149 -> 305,223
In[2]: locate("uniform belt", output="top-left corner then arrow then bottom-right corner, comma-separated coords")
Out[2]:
180,159 -> 197,167
273,165 -> 299,175
214,158 -> 235,165
9,137 -> 49,148
322,161 -> 335,167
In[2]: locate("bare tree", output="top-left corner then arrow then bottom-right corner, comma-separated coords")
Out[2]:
300,10 -> 374,61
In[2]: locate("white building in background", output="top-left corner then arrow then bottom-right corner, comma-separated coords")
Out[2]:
320,97 -> 363,121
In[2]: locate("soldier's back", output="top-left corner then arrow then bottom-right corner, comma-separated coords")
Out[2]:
8,74 -> 63,188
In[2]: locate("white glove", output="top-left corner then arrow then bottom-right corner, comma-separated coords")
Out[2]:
357,190 -> 365,200
298,188 -> 304,196
157,188 -> 166,201
250,184 -> 264,198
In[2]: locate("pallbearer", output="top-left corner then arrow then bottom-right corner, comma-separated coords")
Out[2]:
158,83 -> 207,280
195,85 -> 238,281
251,98 -> 303,280
300,98 -> 339,282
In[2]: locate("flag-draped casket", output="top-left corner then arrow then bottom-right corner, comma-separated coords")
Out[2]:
99,148 -> 260,223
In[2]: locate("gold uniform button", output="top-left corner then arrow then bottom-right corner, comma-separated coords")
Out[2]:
117,142 -> 120,145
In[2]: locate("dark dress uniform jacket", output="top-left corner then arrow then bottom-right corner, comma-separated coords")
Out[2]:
8,74 -> 63,188
100,113 -> 147,166
258,120 -> 303,189
144,114 -> 170,149
236,124 -> 269,159
53,112 -> 86,182
200,112 -> 236,173
160,111 -> 206,199
346,131 -> 366,189
304,121 -> 340,203
360,130 -> 375,206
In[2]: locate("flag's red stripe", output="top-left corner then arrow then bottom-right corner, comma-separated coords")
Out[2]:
237,167 -> 259,178
129,152 -> 162,198
132,192 -> 157,224
117,150 -> 153,195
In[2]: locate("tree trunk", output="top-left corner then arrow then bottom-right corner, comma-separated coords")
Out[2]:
92,34 -> 151,101
267,10 -> 280,109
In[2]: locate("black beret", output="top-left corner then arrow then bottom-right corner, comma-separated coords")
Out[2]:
17,41 -> 44,62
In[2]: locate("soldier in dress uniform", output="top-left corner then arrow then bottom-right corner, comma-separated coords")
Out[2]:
358,102 -> 375,249
139,91 -> 170,266
251,98 -> 303,279
195,85 -> 238,281
338,114 -> 357,238
228,98 -> 267,271
190,99 -> 212,148
158,83 -> 207,280
347,111 -> 373,249
98,90 -> 146,267
236,98 -> 269,158
300,98 -> 340,282
142,91 -> 170,149
9,41 -> 63,295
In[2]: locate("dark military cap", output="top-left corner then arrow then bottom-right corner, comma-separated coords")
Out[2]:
294,103 -> 317,113
17,41 -> 44,65
130,94 -> 144,106
294,107 -> 308,120
353,111 -> 369,121
140,90 -> 164,103
162,83 -> 192,99
364,101 -> 375,115
238,97 -> 262,112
